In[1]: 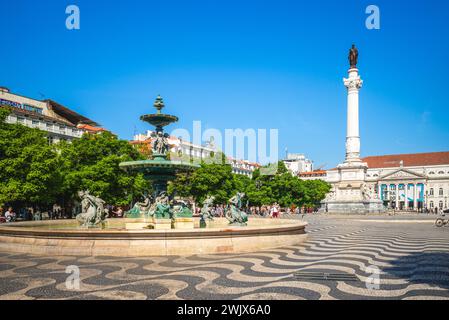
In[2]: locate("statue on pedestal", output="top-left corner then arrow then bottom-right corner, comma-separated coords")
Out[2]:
225,193 -> 248,226
126,195 -> 153,218
171,199 -> 193,219
76,191 -> 106,228
349,44 -> 359,68
200,196 -> 215,228
152,131 -> 170,155
150,191 -> 171,219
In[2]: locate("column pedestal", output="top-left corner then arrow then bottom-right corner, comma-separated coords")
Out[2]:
320,66 -> 385,214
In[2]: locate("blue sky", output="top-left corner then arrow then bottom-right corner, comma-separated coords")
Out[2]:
1,0 -> 449,167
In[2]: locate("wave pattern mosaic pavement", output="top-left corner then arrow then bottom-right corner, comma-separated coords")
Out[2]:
1,215 -> 448,300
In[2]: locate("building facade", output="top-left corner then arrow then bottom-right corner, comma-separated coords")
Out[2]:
0,87 -> 103,143
364,152 -> 449,211
298,170 -> 327,181
300,151 -> 449,212
283,153 -> 314,175
134,131 -> 261,177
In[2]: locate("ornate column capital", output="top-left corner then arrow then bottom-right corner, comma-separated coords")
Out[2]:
343,77 -> 363,91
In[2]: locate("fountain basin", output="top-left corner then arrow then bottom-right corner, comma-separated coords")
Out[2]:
0,218 -> 307,257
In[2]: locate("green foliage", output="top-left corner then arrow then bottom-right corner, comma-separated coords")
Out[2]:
0,113 -> 151,208
0,110 -> 62,207
170,160 -> 331,208
0,108 -> 329,210
58,132 -> 151,206
169,162 -> 237,205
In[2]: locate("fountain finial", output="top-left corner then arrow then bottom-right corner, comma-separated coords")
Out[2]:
154,95 -> 165,114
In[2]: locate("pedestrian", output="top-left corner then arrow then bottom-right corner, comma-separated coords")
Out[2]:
5,207 -> 16,223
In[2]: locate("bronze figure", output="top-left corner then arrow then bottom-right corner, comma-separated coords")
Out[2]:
349,44 -> 358,68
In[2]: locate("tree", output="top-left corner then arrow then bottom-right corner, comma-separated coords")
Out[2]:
170,162 -> 237,205
58,131 -> 151,206
247,161 -> 331,208
0,108 -> 63,208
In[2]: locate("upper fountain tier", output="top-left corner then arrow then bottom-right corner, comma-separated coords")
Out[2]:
140,95 -> 179,133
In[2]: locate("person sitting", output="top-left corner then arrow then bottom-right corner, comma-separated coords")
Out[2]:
5,207 -> 16,223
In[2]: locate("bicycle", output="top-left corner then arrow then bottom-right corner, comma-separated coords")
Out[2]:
435,215 -> 449,227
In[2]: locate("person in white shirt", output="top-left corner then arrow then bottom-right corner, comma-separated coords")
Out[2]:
5,207 -> 16,223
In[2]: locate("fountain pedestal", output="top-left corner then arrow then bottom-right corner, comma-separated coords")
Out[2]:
120,96 -> 199,229
148,218 -> 172,230
172,217 -> 195,229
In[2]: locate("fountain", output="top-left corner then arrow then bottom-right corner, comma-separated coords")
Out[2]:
119,95 -> 199,229
0,96 -> 308,256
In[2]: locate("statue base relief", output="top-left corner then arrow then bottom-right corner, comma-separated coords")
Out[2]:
321,199 -> 385,215
320,161 -> 386,215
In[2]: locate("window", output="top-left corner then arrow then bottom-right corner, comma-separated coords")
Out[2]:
23,104 -> 43,114
430,201 -> 434,208
429,171 -> 435,175
439,201 -> 444,209
438,171 -> 444,175
17,117 -> 25,123
439,188 -> 444,196
430,188 -> 434,196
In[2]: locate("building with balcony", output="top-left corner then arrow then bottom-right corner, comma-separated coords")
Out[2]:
133,131 -> 261,177
0,87 -> 104,143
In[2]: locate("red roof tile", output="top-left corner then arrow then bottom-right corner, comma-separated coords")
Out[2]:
363,151 -> 449,168
77,124 -> 107,133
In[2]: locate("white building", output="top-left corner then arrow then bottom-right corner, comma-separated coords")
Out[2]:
134,131 -> 261,177
0,87 -> 103,143
283,153 -> 313,175
302,151 -> 449,212
363,152 -> 449,211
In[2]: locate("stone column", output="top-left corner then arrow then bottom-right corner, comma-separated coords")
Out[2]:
343,68 -> 363,163
413,184 -> 418,211
395,184 -> 399,209
404,184 -> 409,210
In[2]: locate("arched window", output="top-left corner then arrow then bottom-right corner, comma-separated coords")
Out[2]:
438,171 -> 444,174
429,171 -> 435,175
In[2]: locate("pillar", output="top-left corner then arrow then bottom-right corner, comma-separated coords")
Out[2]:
413,184 -> 418,211
405,184 -> 409,210
343,68 -> 363,163
395,184 -> 399,210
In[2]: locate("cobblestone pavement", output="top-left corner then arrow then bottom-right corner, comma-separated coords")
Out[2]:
1,215 -> 448,300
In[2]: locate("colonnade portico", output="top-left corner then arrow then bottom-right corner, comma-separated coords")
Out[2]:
378,182 -> 425,210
